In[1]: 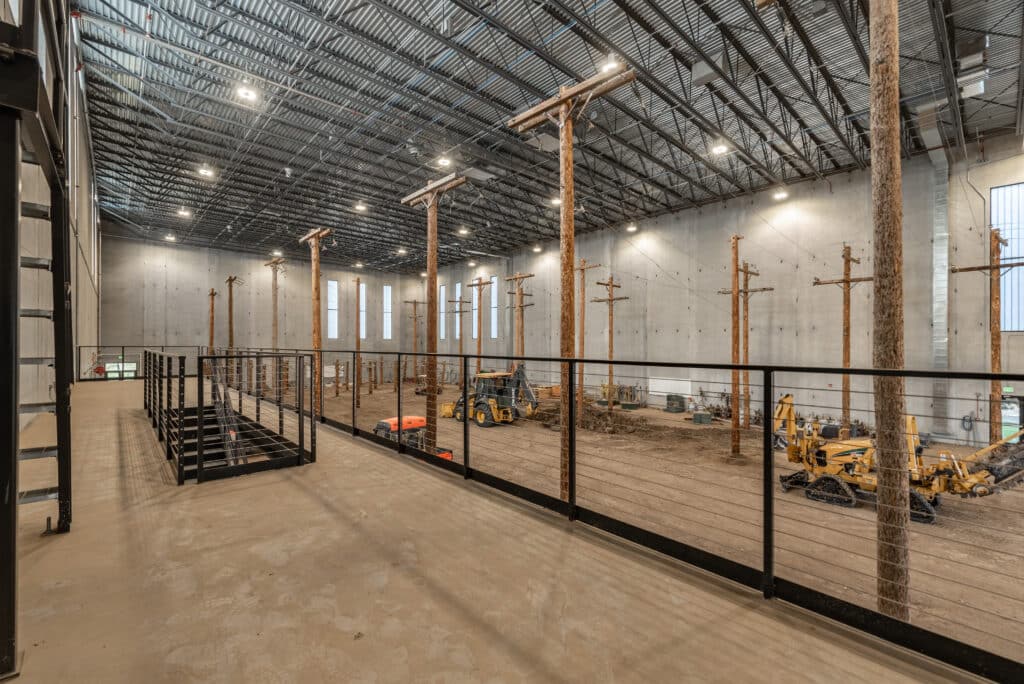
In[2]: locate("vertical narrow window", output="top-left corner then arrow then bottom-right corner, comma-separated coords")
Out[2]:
327,280 -> 339,339
454,282 -> 462,339
359,281 -> 367,339
490,275 -> 499,339
382,284 -> 393,340
993,183 -> 1024,331
439,284 -> 447,340
472,282 -> 479,340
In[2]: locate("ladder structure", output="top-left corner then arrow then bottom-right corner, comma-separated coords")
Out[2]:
3,0 -> 74,677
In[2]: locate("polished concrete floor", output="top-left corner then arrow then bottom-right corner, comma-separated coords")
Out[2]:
13,380 -> 980,682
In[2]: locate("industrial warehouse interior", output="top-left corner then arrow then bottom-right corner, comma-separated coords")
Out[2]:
5,0 -> 1024,681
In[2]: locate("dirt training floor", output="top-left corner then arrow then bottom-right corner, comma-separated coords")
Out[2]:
322,382 -> 1024,663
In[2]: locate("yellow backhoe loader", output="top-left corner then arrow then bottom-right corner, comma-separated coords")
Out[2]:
441,364 -> 538,427
773,394 -> 1024,523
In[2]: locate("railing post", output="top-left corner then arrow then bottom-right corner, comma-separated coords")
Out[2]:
462,354 -> 470,478
568,359 -> 577,520
156,355 -> 163,432
255,352 -> 261,422
143,351 -> 149,414
297,355 -> 305,467
762,368 -> 775,599
318,350 -> 324,421
310,355 -> 317,463
396,353 -> 404,454
351,351 -> 358,436
177,356 -> 185,485
120,345 -> 125,380
277,356 -> 284,436
237,356 -> 243,414
196,356 -> 205,485
165,355 -> 172,460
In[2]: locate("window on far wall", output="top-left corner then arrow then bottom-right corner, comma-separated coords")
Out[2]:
359,281 -> 367,339
471,282 -> 479,340
382,284 -> 392,340
490,275 -> 499,339
439,284 -> 446,340
992,183 -> 1024,331
327,280 -> 339,339
454,282 -> 462,339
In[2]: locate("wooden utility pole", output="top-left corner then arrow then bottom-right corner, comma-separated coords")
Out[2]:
403,300 -> 425,380
576,258 -> 601,421
265,257 -> 285,351
507,62 -> 635,502
952,229 -> 1024,444
354,276 -> 361,408
299,228 -> 330,413
206,288 -> 217,376
505,272 -> 535,361
870,0 -> 909,621
466,277 -> 490,374
401,173 -> 467,457
717,244 -> 773,450
719,236 -> 742,458
813,245 -> 873,435
448,296 -> 471,387
591,275 -> 628,412
225,276 -> 238,352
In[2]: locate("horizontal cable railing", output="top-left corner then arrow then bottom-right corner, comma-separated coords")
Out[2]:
122,343 -> 1024,679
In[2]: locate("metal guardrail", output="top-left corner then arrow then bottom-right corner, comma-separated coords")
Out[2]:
112,344 -> 1024,679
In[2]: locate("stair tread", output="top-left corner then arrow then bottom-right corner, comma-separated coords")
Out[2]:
18,486 -> 59,504
18,445 -> 59,460
19,256 -> 52,270
21,202 -> 50,220
19,402 -> 57,414
19,357 -> 54,365
20,308 -> 54,319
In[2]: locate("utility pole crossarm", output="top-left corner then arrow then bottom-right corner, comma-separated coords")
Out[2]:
400,173 -> 467,206
507,63 -> 637,132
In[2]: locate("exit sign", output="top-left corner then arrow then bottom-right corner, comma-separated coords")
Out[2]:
1004,387 -> 1015,394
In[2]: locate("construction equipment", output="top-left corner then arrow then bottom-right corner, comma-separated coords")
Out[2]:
373,416 -> 453,460
443,364 -> 539,427
773,394 -> 1024,523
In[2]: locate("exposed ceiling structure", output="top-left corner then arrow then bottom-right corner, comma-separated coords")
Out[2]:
75,0 -> 1023,270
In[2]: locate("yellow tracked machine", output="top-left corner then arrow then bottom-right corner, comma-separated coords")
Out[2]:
773,394 -> 1024,523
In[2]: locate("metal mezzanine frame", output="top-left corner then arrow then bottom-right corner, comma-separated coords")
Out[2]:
2,0 -> 74,678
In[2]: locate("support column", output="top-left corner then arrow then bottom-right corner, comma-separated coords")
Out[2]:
576,258 -> 599,422
870,0 -> 910,621
299,229 -> 330,413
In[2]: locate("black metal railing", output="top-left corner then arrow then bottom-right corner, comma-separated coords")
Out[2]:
123,343 -> 1024,679
79,345 -> 203,381
143,350 -> 316,484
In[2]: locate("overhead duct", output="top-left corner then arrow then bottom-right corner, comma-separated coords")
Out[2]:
917,105 -> 953,437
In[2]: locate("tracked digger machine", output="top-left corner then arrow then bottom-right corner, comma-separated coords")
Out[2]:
772,394 -> 1024,523
443,363 -> 539,427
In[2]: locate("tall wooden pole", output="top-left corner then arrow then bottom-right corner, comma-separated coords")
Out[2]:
448,296 -> 470,387
206,288 -> 217,376
299,229 -> 330,414
505,272 -> 535,361
951,229 -> 1023,443
265,257 -> 285,351
355,276 -> 361,408
813,246 -> 873,435
576,258 -> 600,422
991,229 -> 1002,443
401,173 -> 467,456
870,0 -> 909,621
466,278 -> 490,375
507,62 -> 635,502
719,254 -> 771,439
207,288 -> 217,352
225,276 -> 238,352
403,300 -> 424,378
730,236 -> 741,457
591,276 -> 628,413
